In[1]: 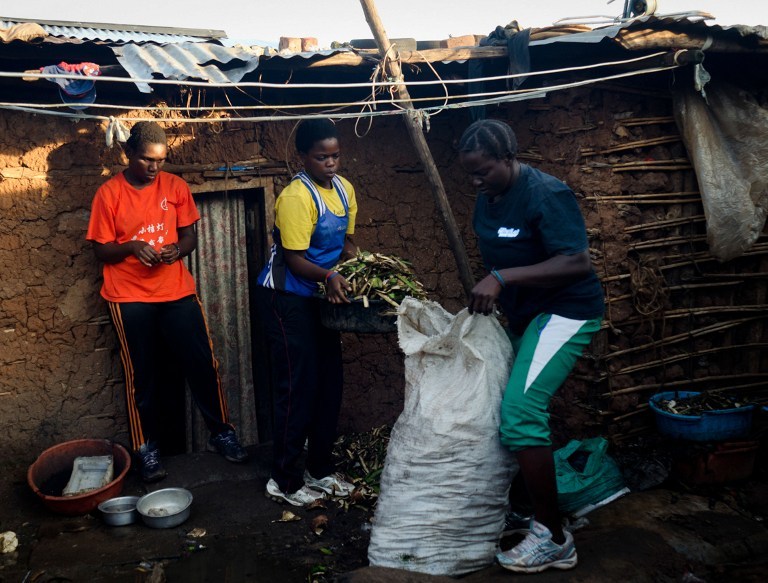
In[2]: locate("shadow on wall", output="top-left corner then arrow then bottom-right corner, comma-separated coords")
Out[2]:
26,138 -> 137,456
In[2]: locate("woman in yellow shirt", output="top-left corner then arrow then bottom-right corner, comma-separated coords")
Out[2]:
256,119 -> 358,506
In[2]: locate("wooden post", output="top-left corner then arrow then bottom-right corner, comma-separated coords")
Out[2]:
358,0 -> 476,298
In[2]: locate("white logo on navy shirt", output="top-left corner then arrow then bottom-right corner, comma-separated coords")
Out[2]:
498,227 -> 520,238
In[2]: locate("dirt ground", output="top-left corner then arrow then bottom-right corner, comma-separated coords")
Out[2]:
0,443 -> 373,583
1,434 -> 768,583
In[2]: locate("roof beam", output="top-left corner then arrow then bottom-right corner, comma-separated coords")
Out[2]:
291,46 -> 508,68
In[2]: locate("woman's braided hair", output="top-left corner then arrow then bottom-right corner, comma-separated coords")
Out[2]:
457,119 -> 518,160
125,121 -> 167,153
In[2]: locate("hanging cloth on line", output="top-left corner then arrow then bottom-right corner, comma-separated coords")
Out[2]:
39,62 -> 101,110
469,21 -> 531,122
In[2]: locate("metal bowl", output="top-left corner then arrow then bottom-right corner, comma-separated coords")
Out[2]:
98,496 -> 140,526
136,488 -> 193,529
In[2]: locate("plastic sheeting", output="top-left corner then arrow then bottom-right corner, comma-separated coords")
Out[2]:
673,81 -> 768,261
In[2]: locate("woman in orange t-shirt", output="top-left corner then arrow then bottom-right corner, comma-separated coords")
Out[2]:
86,121 -> 247,482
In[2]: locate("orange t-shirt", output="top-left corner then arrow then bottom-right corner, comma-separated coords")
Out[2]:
86,171 -> 199,302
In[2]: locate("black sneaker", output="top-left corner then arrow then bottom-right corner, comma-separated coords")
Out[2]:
137,443 -> 167,483
208,429 -> 248,463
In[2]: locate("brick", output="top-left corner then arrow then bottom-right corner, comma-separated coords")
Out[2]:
278,37 -> 301,52
301,37 -> 319,51
440,34 -> 476,49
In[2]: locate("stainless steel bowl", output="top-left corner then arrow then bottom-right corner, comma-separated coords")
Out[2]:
98,495 -> 140,526
136,488 -> 193,529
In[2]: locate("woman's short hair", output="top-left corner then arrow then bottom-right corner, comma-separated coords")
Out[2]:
125,121 -> 167,153
458,119 -> 518,160
295,119 -> 338,153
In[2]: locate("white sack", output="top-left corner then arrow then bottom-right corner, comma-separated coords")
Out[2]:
367,297 -> 517,576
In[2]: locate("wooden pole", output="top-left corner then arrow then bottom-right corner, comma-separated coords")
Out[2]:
358,0 -> 475,297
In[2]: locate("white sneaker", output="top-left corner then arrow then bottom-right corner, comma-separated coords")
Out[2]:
266,478 -> 325,507
303,471 -> 355,497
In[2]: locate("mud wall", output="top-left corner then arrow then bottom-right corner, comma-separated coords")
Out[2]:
0,115 -> 121,462
0,114 -> 273,462
2,83 -> 767,463
335,85 -> 768,445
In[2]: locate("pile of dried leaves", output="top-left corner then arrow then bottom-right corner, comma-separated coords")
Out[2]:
332,424 -> 391,511
655,392 -> 750,416
323,251 -> 428,310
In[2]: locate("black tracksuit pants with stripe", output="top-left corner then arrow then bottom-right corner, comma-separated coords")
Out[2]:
256,286 -> 343,494
108,294 -> 232,452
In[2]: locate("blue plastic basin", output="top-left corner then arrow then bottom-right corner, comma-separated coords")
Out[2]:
649,391 -> 755,442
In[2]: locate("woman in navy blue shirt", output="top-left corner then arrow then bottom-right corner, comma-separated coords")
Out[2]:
458,119 -> 604,574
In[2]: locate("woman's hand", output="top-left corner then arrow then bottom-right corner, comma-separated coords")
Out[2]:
133,242 -> 162,267
92,240 -> 160,266
159,243 -> 181,265
283,249 -> 352,303
468,274 -> 502,315
325,272 -> 352,304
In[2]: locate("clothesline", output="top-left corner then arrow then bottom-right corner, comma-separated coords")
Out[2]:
0,51 -> 669,90
0,64 -> 664,113
0,64 -> 678,125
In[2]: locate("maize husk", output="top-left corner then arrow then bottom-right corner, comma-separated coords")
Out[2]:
321,251 -> 428,311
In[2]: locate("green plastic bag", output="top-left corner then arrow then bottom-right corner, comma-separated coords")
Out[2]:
554,437 -> 626,514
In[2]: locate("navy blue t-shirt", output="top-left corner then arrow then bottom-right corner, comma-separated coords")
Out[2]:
473,164 -> 605,335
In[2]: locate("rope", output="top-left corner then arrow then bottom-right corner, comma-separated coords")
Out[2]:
0,64 -> 678,125
2,51 -> 669,90
629,258 -> 668,316
410,49 -> 450,118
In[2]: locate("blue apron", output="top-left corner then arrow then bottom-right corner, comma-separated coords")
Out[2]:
258,171 -> 350,297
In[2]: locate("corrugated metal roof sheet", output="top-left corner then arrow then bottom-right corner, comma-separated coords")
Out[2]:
5,12 -> 766,100
530,15 -> 768,46
112,42 -> 267,92
0,17 -> 220,44
40,24 -> 208,44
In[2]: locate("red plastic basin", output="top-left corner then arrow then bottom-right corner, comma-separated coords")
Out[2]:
27,439 -> 131,516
